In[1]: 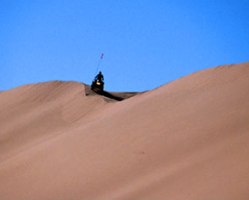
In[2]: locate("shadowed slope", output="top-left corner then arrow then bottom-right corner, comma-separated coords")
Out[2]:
0,62 -> 249,200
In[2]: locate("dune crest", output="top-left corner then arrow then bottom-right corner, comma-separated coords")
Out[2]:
1,62 -> 249,200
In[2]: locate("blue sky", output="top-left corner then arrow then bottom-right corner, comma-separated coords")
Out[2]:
1,0 -> 249,91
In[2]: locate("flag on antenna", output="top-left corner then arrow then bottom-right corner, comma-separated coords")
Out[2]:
100,53 -> 104,59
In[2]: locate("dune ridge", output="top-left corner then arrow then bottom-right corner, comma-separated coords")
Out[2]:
0,62 -> 249,200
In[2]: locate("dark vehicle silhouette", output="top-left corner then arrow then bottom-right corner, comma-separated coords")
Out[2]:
88,71 -> 138,101
91,71 -> 104,92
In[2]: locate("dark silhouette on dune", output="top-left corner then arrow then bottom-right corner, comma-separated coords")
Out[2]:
89,71 -> 137,101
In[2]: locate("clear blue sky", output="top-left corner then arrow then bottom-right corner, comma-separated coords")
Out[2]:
1,0 -> 249,91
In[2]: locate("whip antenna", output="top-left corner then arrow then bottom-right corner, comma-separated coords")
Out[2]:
95,53 -> 104,74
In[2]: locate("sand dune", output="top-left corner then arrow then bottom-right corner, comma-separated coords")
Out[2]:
0,62 -> 249,200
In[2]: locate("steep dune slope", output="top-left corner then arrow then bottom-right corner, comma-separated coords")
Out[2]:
0,62 -> 249,200
0,81 -> 107,162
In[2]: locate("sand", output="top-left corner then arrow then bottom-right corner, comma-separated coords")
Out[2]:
0,62 -> 249,200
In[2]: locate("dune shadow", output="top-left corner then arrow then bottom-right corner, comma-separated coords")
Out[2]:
84,84 -> 139,101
